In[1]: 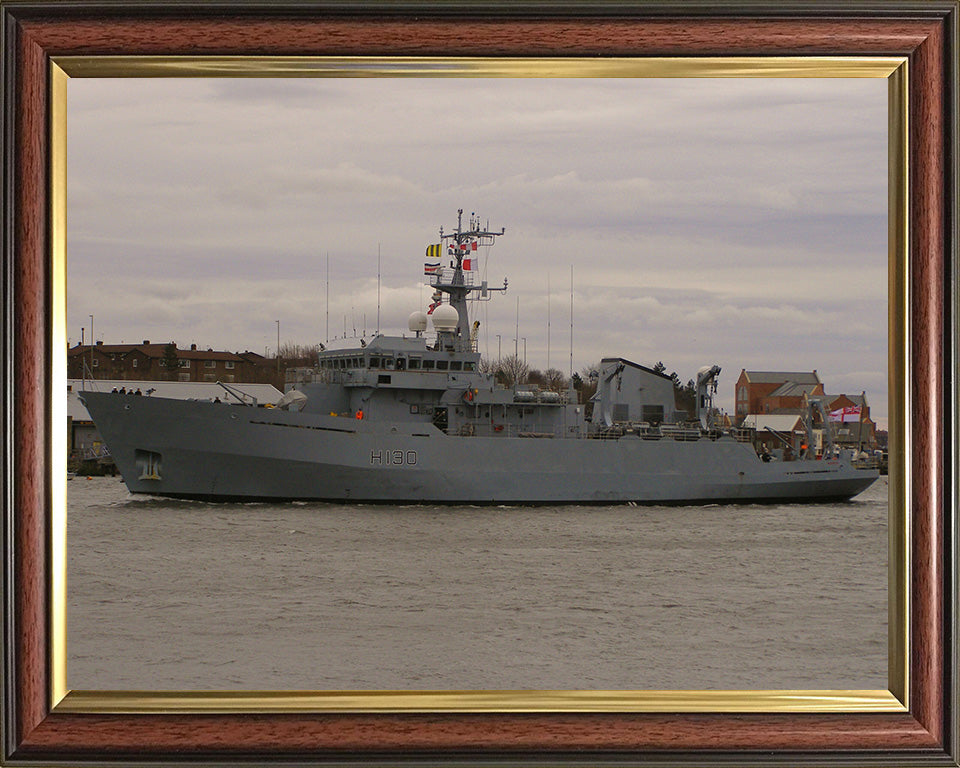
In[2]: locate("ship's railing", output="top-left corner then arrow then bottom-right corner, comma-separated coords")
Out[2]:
427,268 -> 476,287
286,366 -> 319,385
464,423 -> 572,439
588,423 -> 715,442
851,454 -> 881,470
79,444 -> 111,461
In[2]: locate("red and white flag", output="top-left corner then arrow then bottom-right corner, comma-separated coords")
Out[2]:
462,258 -> 474,271
829,405 -> 862,423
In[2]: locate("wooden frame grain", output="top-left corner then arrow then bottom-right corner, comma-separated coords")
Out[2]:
2,2 -> 956,765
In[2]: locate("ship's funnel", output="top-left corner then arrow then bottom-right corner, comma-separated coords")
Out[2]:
430,304 -> 459,332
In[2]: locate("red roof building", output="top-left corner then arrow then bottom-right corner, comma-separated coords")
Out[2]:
68,340 -> 276,384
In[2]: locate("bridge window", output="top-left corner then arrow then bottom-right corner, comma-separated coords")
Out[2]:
450,361 -> 462,371
436,360 -> 449,371
422,360 -> 435,370
408,358 -> 421,370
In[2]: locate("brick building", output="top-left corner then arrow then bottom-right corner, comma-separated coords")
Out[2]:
735,369 -> 877,452
735,370 -> 824,418
68,341 -> 274,384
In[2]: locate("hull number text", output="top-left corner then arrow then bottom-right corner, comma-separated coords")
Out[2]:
370,449 -> 418,466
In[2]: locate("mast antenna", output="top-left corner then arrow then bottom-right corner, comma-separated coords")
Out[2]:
569,265 -> 574,378
377,242 -> 381,335
547,272 -> 551,371
325,252 -> 330,344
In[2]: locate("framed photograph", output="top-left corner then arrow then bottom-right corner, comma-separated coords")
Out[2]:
2,2 -> 956,765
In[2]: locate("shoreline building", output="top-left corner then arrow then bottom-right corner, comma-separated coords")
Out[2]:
735,369 -> 877,455
68,340 -> 275,385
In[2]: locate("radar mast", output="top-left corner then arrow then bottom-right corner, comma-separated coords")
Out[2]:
427,208 -> 507,351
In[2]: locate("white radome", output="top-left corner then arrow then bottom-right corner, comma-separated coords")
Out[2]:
430,304 -> 459,332
407,311 -> 428,332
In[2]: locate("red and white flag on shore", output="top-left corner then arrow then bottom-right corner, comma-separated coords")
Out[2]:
829,405 -> 862,423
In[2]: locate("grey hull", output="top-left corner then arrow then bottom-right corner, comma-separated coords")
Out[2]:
81,392 -> 878,504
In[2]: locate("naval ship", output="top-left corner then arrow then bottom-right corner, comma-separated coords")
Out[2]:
80,211 -> 878,504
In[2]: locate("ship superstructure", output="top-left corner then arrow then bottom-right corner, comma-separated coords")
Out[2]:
80,211 -> 878,503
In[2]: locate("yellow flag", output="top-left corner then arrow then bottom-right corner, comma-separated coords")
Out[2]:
425,243 -> 442,259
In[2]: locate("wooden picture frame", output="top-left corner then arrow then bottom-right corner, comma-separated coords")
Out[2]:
2,2 -> 956,764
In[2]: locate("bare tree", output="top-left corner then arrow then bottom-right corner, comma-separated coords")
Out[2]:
543,367 -> 567,391
278,343 -> 321,364
495,355 -> 529,388
478,357 -> 498,375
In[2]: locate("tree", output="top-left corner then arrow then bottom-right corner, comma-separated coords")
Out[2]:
478,357 -> 498,375
161,343 -> 179,381
526,368 -> 546,387
543,368 -> 567,391
278,342 -> 320,367
495,355 -> 529,388
676,379 -> 697,415
578,362 -> 602,403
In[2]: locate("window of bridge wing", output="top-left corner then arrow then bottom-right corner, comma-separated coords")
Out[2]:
436,360 -> 449,371
369,356 -> 380,369
450,361 -> 462,371
422,359 -> 435,371
464,362 -> 476,371
383,356 -> 395,370
408,357 -> 421,370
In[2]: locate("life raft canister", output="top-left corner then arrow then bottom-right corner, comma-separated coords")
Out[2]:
463,388 -> 476,403
355,409 -> 364,420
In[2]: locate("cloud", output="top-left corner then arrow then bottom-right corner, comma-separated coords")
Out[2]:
67,76 -> 889,426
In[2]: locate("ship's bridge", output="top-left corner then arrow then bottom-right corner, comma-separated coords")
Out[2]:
286,334 -> 481,388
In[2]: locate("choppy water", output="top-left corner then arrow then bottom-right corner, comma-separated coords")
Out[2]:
67,476 -> 888,691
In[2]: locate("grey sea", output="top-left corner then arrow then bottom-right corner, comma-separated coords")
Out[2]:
67,475 -> 888,691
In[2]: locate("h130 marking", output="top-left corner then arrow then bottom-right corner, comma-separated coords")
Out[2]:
370,449 -> 418,466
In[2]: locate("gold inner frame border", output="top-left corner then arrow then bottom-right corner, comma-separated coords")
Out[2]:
48,55 -> 909,715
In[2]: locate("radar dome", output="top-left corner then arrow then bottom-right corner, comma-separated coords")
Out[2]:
431,304 -> 459,332
408,311 -> 428,333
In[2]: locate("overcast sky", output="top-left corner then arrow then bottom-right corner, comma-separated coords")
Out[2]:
67,76 -> 888,425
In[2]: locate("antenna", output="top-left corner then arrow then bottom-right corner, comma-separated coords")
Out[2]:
515,296 -> 519,360
325,252 -> 330,344
377,242 -> 381,336
547,272 -> 551,371
569,264 -> 574,378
